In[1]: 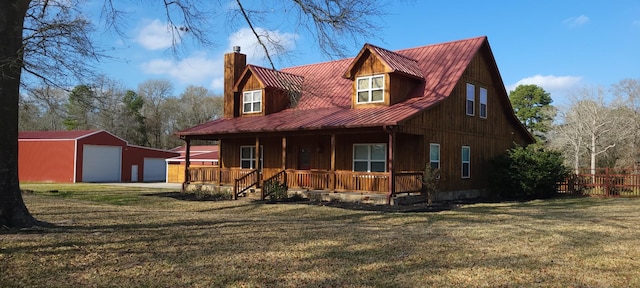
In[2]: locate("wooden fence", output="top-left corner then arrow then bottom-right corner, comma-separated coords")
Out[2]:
558,168 -> 640,197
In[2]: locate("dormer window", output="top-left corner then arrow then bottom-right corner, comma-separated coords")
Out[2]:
243,90 -> 262,114
356,75 -> 384,104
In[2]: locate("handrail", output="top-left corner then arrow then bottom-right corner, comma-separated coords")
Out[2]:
233,169 -> 259,200
262,170 -> 287,200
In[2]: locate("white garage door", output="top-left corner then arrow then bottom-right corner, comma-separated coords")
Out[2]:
143,158 -> 167,182
82,145 -> 122,182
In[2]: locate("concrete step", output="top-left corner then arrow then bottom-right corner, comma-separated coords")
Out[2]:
238,188 -> 262,199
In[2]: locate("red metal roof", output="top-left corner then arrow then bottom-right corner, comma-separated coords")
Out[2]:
178,36 -> 489,136
345,43 -> 424,80
19,130 -> 101,140
239,65 -> 304,92
170,145 -> 219,153
168,151 -> 219,161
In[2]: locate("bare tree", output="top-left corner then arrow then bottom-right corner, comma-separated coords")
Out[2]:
138,79 -> 174,148
1,0 -> 387,228
612,79 -> 640,169
551,86 -> 631,174
23,85 -> 68,130
92,75 -> 127,133
551,108 -> 586,174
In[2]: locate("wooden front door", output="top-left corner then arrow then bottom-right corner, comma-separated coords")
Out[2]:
298,146 -> 311,170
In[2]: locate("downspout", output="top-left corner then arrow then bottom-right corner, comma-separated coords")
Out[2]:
384,125 -> 396,205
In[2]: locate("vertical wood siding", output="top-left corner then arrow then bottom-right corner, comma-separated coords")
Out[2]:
400,48 -> 531,191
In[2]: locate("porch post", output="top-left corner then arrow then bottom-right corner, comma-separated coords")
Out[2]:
386,127 -> 396,205
282,136 -> 287,170
218,139 -> 223,186
330,134 -> 336,192
182,137 -> 191,193
255,136 -> 261,188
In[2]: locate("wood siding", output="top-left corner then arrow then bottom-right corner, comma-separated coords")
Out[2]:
237,73 -> 265,116
263,88 -> 290,115
399,47 -> 531,192
350,51 -> 389,108
236,72 -> 291,116
388,74 -> 420,105
349,51 -> 421,108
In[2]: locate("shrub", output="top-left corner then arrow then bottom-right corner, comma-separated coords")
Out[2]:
422,166 -> 440,204
489,145 -> 569,199
264,181 -> 288,201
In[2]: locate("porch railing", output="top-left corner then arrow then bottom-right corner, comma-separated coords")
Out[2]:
233,169 -> 259,200
187,166 -> 423,195
394,171 -> 423,195
334,171 -> 388,193
286,169 -> 330,190
188,167 -> 252,184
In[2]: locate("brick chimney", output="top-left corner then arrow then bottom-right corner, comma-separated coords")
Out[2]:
223,46 -> 246,118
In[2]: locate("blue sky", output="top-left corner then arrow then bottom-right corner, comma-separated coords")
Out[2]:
89,0 -> 640,106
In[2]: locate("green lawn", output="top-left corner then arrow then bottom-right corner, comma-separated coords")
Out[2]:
2,183 -> 639,287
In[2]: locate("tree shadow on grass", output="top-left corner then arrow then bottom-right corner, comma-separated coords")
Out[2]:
143,191 -> 230,201
281,198 -> 473,213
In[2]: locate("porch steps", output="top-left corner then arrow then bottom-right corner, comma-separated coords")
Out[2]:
238,188 -> 262,200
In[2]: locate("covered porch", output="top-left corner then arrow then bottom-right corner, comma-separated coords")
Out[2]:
180,128 -> 426,204
187,167 -> 423,201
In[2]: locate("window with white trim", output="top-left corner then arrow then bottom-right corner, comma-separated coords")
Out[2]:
242,90 -> 262,114
429,143 -> 440,170
353,144 -> 386,172
466,83 -> 475,116
461,146 -> 471,178
356,75 -> 385,104
479,87 -> 487,118
240,146 -> 263,169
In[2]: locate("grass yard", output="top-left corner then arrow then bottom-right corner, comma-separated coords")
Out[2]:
2,184 -> 640,287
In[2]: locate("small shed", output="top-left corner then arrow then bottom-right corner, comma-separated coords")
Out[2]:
166,145 -> 218,183
18,130 -> 178,183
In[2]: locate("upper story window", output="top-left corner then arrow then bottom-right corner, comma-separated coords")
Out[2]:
356,75 -> 384,104
479,87 -> 487,118
243,90 -> 262,114
353,143 -> 386,172
466,83 -> 475,116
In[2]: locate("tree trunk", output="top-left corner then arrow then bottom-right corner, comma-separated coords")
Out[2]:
590,132 -> 597,175
0,0 -> 40,229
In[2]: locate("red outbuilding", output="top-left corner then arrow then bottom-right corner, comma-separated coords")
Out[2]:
18,130 -> 178,183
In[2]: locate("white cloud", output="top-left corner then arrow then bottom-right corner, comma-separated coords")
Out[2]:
507,75 -> 582,103
226,27 -> 297,64
138,27 -> 298,93
563,15 -> 590,28
136,19 -> 183,50
140,52 -> 223,86
210,78 -> 225,91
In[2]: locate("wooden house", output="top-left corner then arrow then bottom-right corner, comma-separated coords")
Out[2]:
176,36 -> 534,203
